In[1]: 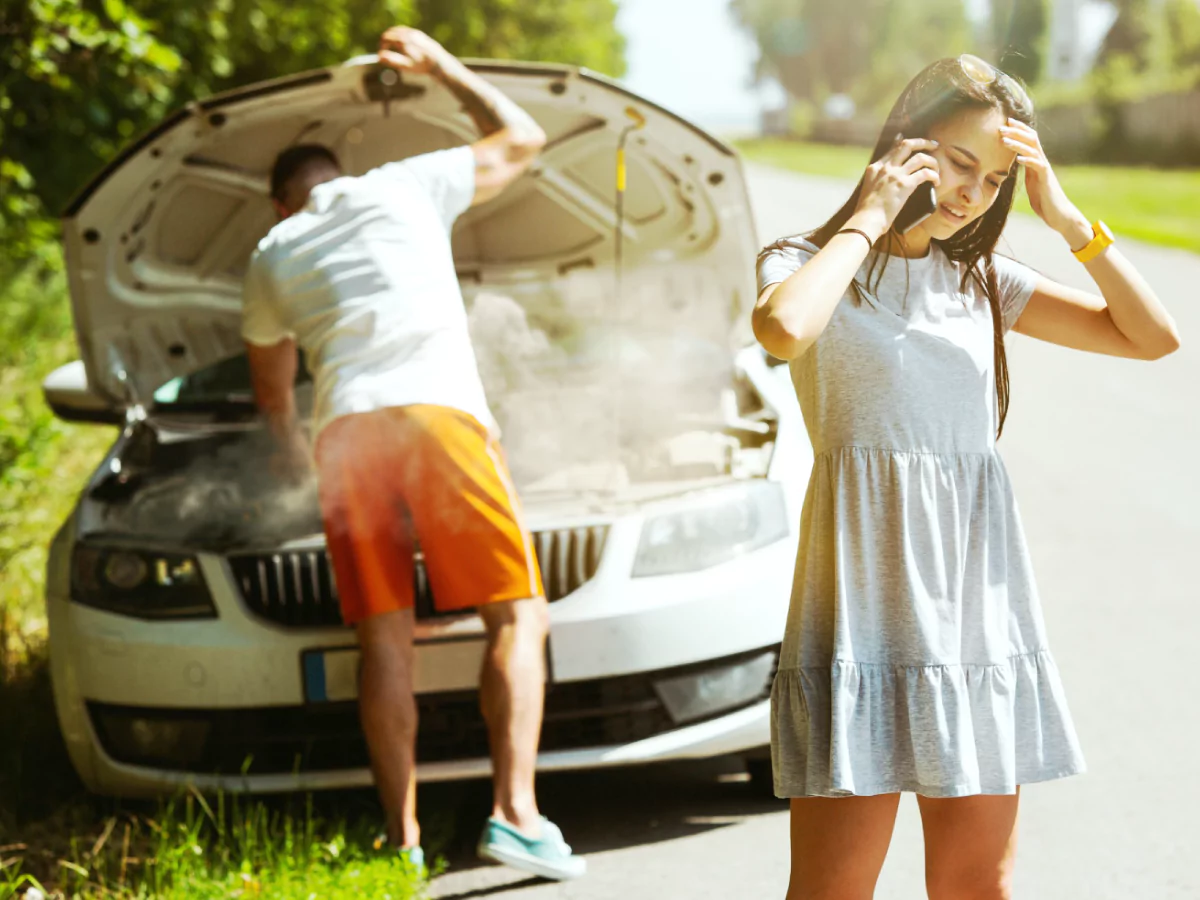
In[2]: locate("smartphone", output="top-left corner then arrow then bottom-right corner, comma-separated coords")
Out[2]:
892,135 -> 938,235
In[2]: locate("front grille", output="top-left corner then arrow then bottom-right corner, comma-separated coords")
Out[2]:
228,525 -> 609,628
88,648 -> 777,775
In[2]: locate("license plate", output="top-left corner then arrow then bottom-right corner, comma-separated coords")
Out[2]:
302,637 -> 531,702
302,647 -> 360,703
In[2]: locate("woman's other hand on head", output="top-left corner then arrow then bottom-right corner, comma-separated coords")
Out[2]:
1000,119 -> 1086,240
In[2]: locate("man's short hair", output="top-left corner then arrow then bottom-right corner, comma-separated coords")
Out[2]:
270,144 -> 342,203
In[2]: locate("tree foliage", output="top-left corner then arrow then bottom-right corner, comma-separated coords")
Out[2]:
1099,0 -> 1157,69
0,0 -> 182,263
990,0 -> 1050,85
1165,0 -> 1200,70
0,0 -> 625,270
731,0 -> 972,113
1091,0 -> 1200,100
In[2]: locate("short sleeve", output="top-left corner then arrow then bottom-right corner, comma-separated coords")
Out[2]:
381,146 -> 476,231
991,253 -> 1041,333
241,250 -> 293,346
757,237 -> 819,295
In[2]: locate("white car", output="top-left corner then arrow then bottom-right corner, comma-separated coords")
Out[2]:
42,56 -> 812,797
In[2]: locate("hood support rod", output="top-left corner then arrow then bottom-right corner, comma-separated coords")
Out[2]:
609,106 -> 646,491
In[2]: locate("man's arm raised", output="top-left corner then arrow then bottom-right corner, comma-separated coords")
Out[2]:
379,27 -> 546,205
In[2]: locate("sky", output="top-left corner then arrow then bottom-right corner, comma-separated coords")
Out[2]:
614,0 -> 784,135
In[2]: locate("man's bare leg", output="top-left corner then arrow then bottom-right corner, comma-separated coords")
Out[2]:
477,596 -> 550,835
357,608 -> 420,848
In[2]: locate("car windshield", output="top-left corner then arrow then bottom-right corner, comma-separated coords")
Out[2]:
151,354 -> 311,411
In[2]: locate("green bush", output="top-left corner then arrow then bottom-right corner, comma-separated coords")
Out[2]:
0,251 -> 116,663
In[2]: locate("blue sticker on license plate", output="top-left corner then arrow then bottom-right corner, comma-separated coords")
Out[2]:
302,648 -> 360,703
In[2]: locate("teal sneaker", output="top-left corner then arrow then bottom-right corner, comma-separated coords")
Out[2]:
396,845 -> 427,882
476,816 -> 586,881
375,834 -> 427,882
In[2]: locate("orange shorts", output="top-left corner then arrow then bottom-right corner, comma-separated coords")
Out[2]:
314,405 -> 544,626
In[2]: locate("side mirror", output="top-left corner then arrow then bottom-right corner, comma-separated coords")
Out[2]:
43,360 -> 124,425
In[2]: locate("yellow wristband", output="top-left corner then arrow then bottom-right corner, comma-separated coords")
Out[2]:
1071,220 -> 1114,263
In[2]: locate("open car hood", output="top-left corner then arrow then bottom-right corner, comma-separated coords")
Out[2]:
61,57 -> 760,409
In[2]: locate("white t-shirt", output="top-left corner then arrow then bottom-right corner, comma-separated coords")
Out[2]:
242,146 -> 494,437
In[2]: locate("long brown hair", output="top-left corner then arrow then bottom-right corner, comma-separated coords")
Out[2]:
774,58 -> 1035,438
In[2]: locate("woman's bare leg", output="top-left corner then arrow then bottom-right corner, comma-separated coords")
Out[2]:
786,793 -> 902,900
918,790 -> 1020,900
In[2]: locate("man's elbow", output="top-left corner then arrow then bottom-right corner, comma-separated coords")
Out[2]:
245,339 -> 297,412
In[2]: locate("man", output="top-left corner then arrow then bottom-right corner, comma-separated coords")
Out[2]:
241,27 -> 584,881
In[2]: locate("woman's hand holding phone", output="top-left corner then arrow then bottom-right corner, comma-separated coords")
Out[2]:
851,137 -> 941,239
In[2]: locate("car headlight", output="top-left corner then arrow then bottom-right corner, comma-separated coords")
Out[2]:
71,546 -> 216,620
633,481 -> 789,577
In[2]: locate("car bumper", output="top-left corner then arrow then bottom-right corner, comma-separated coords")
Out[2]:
48,505 -> 794,797
67,697 -> 771,798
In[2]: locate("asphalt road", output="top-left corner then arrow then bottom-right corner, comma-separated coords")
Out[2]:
425,163 -> 1200,899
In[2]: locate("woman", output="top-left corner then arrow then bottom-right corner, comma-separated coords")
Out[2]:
753,55 -> 1179,900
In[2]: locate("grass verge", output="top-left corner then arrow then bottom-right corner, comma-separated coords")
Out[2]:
736,138 -> 1200,254
1,782 -> 433,899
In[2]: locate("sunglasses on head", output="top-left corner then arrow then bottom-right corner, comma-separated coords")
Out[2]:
957,53 -> 1032,110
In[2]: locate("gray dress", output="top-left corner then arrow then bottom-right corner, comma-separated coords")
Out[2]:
759,238 -> 1086,798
